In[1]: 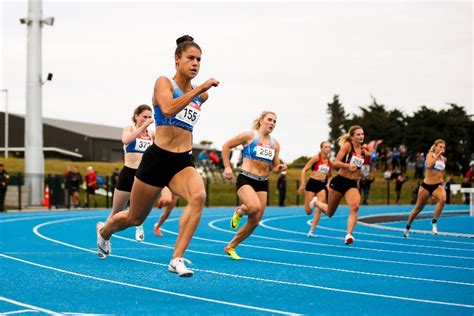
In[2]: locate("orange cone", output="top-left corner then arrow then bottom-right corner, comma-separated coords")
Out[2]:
43,184 -> 50,207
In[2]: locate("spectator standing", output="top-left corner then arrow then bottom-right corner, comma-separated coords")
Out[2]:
444,174 -> 456,204
414,152 -> 424,179
85,166 -> 98,208
391,147 -> 400,170
0,163 -> 10,212
198,149 -> 210,168
399,146 -> 408,174
395,172 -> 408,204
67,166 -> 82,208
277,171 -> 287,206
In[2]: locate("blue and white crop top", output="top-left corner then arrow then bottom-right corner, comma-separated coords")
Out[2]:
153,78 -> 203,132
427,153 -> 446,172
241,131 -> 276,164
124,128 -> 153,153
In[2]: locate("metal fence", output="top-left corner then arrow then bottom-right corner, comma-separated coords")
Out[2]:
3,173 -> 303,210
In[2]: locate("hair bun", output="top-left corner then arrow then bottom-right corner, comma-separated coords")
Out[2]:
176,35 -> 194,45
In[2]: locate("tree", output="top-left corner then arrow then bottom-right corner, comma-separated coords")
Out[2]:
404,104 -> 472,173
200,140 -> 213,147
326,95 -> 347,152
346,97 -> 406,147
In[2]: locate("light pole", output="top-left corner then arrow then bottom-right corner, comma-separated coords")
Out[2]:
0,89 -> 7,159
20,0 -> 54,205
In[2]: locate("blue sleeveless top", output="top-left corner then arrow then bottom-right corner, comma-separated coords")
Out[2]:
124,128 -> 153,153
242,131 -> 276,164
153,78 -> 203,132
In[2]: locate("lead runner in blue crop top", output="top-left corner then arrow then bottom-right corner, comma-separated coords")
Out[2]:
404,139 -> 447,238
97,35 -> 219,277
312,125 -> 368,245
221,111 -> 287,260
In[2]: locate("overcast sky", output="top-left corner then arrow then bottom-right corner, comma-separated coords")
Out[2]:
1,0 -> 472,162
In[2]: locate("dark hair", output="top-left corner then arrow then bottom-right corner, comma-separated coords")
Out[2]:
175,35 -> 201,57
132,104 -> 152,124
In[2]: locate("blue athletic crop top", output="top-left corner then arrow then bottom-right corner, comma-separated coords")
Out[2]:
241,131 -> 276,164
124,128 -> 153,153
426,153 -> 446,172
153,78 -> 203,132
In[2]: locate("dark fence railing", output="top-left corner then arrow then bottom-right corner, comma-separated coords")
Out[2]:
4,172 -> 306,210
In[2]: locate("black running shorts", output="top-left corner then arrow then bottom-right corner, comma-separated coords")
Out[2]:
116,166 -> 137,192
135,144 -> 195,188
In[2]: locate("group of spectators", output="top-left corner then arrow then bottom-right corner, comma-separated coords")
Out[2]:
197,149 -> 224,170
64,165 -> 100,208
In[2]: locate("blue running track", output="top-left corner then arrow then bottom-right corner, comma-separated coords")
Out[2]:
1,204 -> 473,315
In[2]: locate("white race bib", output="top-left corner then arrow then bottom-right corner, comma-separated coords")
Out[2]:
433,160 -> 445,172
175,102 -> 201,127
255,144 -> 275,161
135,137 -> 153,152
350,155 -> 365,168
317,164 -> 330,174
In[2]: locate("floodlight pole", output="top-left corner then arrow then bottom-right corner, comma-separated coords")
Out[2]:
0,89 -> 7,159
21,0 -> 54,206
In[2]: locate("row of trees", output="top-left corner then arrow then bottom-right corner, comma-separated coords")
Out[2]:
326,95 -> 473,173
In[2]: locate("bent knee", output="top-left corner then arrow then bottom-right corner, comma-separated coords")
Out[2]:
188,191 -> 206,207
246,202 -> 262,215
128,217 -> 144,227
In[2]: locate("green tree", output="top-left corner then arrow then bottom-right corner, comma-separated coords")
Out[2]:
326,95 -> 347,152
346,97 -> 406,147
404,104 -> 472,173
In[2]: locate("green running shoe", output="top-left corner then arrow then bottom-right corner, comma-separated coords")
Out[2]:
230,207 -> 242,230
224,246 -> 242,260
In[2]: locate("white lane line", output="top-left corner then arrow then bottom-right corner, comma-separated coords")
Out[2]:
2,309 -> 39,315
0,254 -> 298,316
0,213 -> 87,224
256,214 -> 474,252
28,217 -> 474,309
0,297 -> 60,315
209,218 -> 474,261
162,222 -> 474,271
112,234 -> 474,287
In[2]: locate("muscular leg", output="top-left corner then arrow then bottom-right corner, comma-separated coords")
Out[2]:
304,191 -> 316,215
106,189 -> 131,222
168,168 -> 206,259
406,187 -> 430,228
345,188 -> 361,235
431,187 -> 446,221
227,187 -> 266,249
100,178 -> 161,240
314,187 -> 343,217
309,190 -> 326,232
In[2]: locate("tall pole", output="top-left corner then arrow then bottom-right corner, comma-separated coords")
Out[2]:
21,0 -> 54,206
0,89 -> 7,158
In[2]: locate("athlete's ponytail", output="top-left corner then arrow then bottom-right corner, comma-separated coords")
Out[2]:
429,139 -> 445,153
338,125 -> 363,148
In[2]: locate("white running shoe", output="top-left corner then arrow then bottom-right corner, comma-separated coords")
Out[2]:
309,196 -> 318,210
168,258 -> 194,277
403,229 -> 410,238
307,231 -> 315,238
135,225 -> 145,242
96,222 -> 111,259
344,234 -> 355,245
432,223 -> 438,235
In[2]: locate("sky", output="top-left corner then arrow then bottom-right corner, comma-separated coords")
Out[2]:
1,0 -> 472,162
